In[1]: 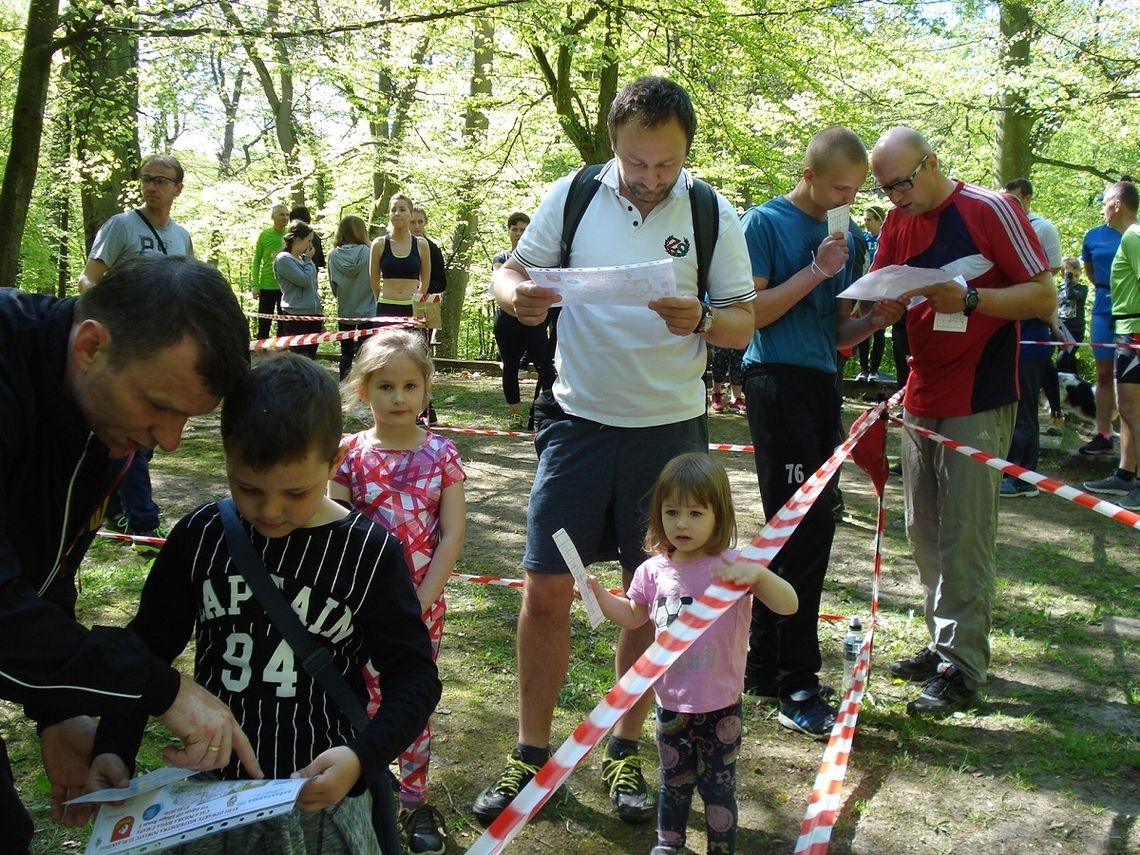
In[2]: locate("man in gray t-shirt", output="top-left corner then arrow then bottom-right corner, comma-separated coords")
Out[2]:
78,155 -> 195,545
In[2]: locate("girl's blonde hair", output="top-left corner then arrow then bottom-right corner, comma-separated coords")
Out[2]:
343,328 -> 433,410
644,452 -> 737,557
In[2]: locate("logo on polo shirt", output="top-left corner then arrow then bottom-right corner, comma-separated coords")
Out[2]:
664,235 -> 690,257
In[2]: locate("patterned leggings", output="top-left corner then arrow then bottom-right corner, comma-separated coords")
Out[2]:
364,595 -> 446,806
655,700 -> 742,854
710,346 -> 745,387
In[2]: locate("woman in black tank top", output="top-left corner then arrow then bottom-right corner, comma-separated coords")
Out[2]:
370,193 -> 431,317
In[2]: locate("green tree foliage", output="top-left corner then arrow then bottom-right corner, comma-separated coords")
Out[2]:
3,0 -> 1140,340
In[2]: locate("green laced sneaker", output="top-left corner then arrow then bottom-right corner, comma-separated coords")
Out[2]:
472,751 -> 543,825
600,753 -> 655,824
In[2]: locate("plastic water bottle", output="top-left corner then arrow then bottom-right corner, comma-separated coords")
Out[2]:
842,616 -> 863,694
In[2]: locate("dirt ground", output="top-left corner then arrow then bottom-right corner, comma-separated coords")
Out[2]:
5,374 -> 1139,854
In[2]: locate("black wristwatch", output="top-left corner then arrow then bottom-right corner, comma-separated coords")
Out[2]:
693,303 -> 714,335
963,286 -> 980,317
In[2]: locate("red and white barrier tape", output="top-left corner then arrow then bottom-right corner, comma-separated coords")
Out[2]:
431,424 -> 756,454
467,393 -> 900,854
890,417 -> 1140,531
1018,338 -> 1140,350
245,296 -> 442,324
95,534 -> 851,616
432,426 -> 535,440
250,320 -> 421,351
796,631 -> 873,854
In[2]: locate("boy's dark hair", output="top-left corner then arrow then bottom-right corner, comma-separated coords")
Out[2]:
607,76 -> 697,154
507,212 -> 530,228
289,205 -> 312,223
1004,177 -> 1034,197
221,353 -> 343,470
74,255 -> 249,399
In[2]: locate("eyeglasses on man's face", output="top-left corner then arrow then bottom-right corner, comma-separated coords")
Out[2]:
872,154 -> 929,198
140,174 -> 177,188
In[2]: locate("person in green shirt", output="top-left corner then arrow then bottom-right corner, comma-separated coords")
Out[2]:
1084,180 -> 1140,510
251,203 -> 289,339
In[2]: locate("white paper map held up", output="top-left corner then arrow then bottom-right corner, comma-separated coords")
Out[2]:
826,204 -> 851,236
66,767 -> 195,805
553,528 -> 606,628
837,264 -> 957,303
525,259 -> 676,307
82,776 -> 307,855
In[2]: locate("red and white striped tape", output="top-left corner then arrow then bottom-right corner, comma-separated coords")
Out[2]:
1019,338 -> 1140,350
250,320 -> 421,351
466,394 -> 899,855
431,424 -> 756,454
795,631 -> 873,854
891,417 -> 1140,531
245,295 -> 443,324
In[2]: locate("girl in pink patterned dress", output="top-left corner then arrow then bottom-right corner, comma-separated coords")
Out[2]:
330,328 -> 466,853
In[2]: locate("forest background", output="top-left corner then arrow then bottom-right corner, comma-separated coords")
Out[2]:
1,0 -> 1139,355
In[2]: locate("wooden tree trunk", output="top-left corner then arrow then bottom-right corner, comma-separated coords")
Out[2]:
994,0 -> 1035,185
68,9 -> 141,253
0,0 -> 60,287
439,18 -> 493,359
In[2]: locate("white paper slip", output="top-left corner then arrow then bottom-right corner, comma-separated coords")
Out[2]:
67,767 -> 196,805
836,264 -> 955,303
826,204 -> 851,236
526,259 -> 676,307
553,528 -> 606,628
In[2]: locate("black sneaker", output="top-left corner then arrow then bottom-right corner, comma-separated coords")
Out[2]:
777,691 -> 837,739
888,646 -> 941,682
600,752 -> 655,823
1079,433 -> 1115,456
472,751 -> 543,825
400,804 -> 446,854
102,514 -> 131,535
906,663 -> 977,716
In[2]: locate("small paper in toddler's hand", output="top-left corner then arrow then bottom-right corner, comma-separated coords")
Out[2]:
553,528 -> 605,628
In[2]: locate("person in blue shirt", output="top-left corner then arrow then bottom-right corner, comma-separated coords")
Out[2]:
738,126 -> 903,737
1080,182 -> 1133,456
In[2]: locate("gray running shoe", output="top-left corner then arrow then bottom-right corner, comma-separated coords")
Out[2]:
1118,486 -> 1140,511
1083,473 -> 1136,496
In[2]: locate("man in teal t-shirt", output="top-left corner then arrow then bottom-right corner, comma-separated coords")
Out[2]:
251,203 -> 288,339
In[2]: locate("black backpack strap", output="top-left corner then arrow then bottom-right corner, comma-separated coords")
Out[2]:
215,500 -> 401,853
560,165 -> 720,301
559,163 -> 606,268
688,177 -> 720,302
134,209 -> 168,255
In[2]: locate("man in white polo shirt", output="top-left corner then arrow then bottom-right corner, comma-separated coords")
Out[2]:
473,76 -> 755,826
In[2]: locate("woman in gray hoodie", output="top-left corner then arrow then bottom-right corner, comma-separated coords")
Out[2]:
329,216 -> 375,378
273,219 -> 321,358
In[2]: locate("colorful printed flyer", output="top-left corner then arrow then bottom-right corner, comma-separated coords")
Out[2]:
80,775 -> 307,854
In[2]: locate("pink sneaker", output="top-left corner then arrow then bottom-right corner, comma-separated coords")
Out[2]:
729,397 -> 746,414
711,391 -> 725,413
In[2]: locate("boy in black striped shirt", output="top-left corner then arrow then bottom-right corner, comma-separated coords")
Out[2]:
87,353 -> 441,853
